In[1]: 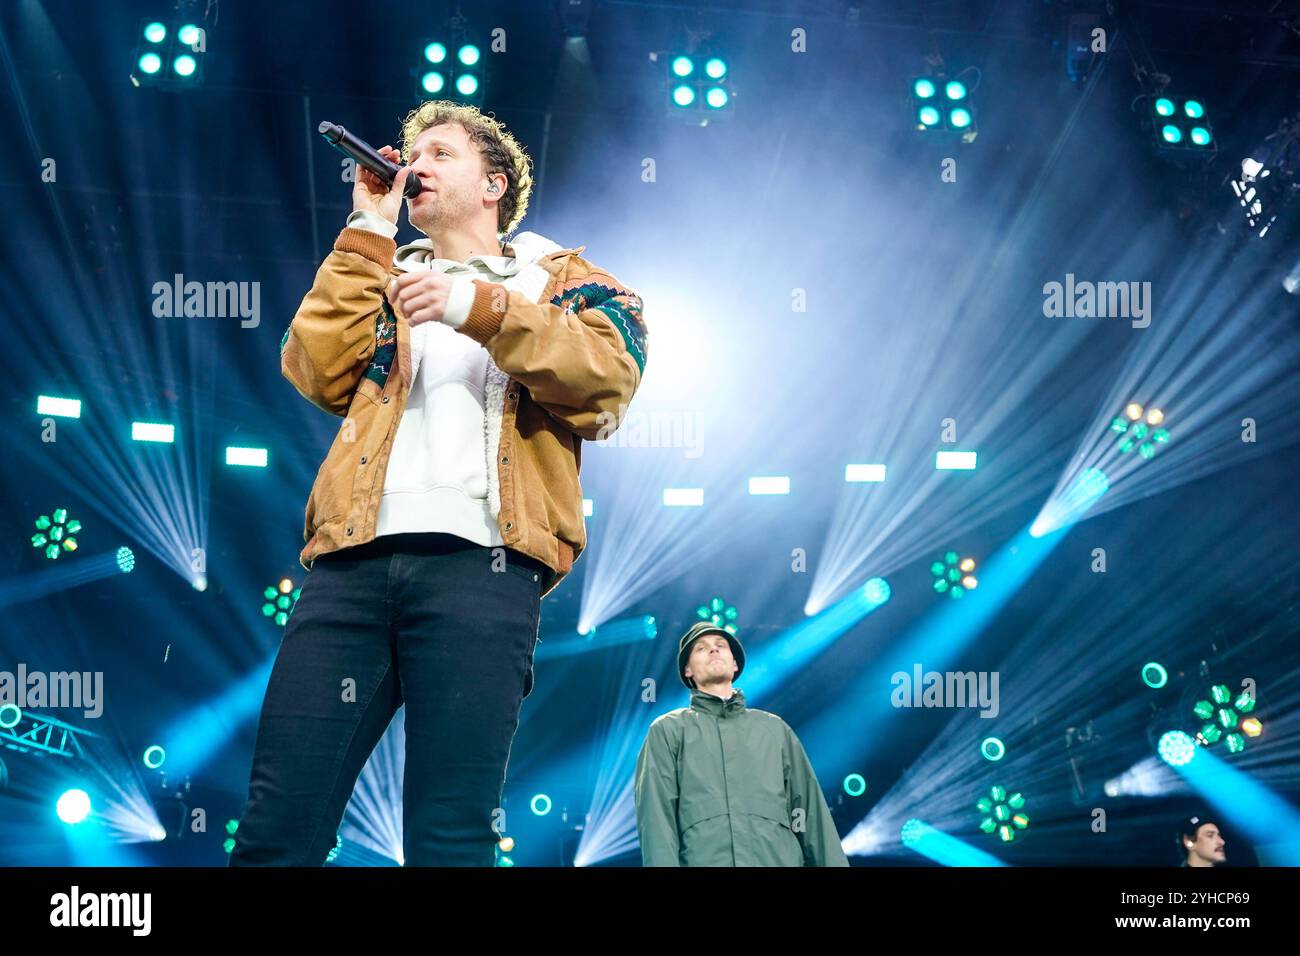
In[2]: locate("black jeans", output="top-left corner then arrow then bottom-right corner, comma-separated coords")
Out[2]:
228,533 -> 544,866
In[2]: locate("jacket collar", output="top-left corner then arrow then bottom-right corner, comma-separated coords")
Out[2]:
392,230 -> 583,275
690,687 -> 746,717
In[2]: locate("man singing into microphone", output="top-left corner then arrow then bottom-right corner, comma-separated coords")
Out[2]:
230,101 -> 647,866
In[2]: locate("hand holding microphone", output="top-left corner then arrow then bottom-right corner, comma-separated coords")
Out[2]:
353,143 -> 414,224
318,121 -> 422,224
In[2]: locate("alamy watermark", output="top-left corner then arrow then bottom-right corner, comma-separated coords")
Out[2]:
152,274 -> 260,328
0,664 -> 103,718
890,663 -> 1000,718
594,403 -> 704,458
1043,273 -> 1150,329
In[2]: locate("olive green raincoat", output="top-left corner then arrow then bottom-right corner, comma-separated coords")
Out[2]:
634,688 -> 850,867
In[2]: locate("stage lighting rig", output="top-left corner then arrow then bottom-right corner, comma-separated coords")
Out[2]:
657,51 -> 733,123
417,35 -> 485,102
1109,402 -> 1170,460
261,578 -> 301,627
695,596 -> 739,635
31,508 -> 82,560
1227,111 -> 1300,240
930,551 -> 977,599
976,784 -> 1028,842
130,17 -> 207,90
911,69 -> 978,142
1150,95 -> 1215,153
1192,682 -> 1260,754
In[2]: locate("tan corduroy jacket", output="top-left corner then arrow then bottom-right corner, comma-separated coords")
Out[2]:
280,226 -> 647,597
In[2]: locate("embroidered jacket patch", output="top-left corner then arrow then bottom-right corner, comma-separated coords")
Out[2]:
551,280 -> 647,375
365,300 -> 398,388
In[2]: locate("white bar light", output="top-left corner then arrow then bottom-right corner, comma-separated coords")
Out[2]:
663,487 -> 704,507
936,450 -> 977,470
583,498 -> 594,517
132,422 -> 175,444
37,395 -> 82,418
748,476 -> 790,495
845,463 -> 887,483
225,446 -> 268,467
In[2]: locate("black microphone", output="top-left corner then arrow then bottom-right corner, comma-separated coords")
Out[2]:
318,121 -> 423,199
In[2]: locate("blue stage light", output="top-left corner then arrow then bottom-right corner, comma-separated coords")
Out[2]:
1142,662 -> 1168,689
981,737 -> 1005,761
1159,730 -> 1197,767
900,818 -> 925,847
57,789 -> 92,825
862,577 -> 891,606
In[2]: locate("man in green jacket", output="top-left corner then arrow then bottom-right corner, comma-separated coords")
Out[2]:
634,621 -> 850,866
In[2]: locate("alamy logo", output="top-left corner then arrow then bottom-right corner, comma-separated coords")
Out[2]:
49,886 -> 151,936
1042,273 -> 1151,329
152,274 -> 261,328
0,664 -> 103,718
594,403 -> 703,458
890,664 -> 1000,718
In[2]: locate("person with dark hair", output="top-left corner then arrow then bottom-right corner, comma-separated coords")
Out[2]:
1178,814 -> 1226,867
231,101 -> 647,866
634,622 -> 849,867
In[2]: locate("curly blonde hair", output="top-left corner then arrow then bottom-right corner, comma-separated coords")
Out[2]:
399,101 -> 534,237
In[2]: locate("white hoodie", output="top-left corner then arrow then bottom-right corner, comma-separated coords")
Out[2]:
346,210 -> 563,546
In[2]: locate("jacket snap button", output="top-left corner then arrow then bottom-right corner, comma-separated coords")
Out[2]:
508,392 -> 517,401
382,396 -> 390,404
501,456 -> 509,464
346,526 -> 354,536
360,456 -> 367,465
504,522 -> 513,531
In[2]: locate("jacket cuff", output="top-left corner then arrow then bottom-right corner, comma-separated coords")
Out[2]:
345,209 -> 399,239
457,279 -> 508,344
440,276 -> 476,329
333,227 -> 396,268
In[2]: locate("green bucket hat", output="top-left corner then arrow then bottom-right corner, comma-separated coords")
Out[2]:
678,621 -> 745,689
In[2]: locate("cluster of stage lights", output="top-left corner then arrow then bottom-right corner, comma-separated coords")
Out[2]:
223,819 -> 239,854
666,54 -> 733,116
40,394 -> 272,465
1192,683 -> 1261,753
1110,403 -> 1171,460
1155,683 -> 1262,768
1152,96 -> 1214,150
912,75 -> 977,140
496,836 -> 515,867
31,508 -> 81,560
132,20 -> 206,89
976,785 -> 1029,842
261,579 -> 302,627
930,551 -> 978,599
696,597 -> 739,636
418,40 -> 483,101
